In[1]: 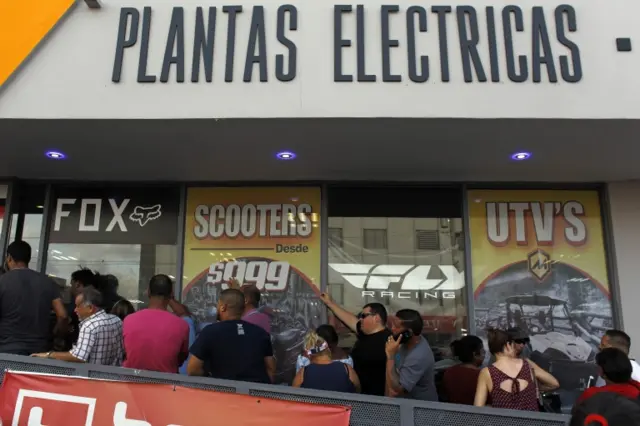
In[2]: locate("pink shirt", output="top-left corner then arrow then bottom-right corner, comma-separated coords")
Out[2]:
242,309 -> 271,334
123,309 -> 189,373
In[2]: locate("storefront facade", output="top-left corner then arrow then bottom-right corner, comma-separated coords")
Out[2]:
1,0 -> 640,386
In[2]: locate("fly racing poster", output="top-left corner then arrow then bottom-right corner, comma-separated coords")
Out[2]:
182,187 -> 322,384
468,190 -> 613,390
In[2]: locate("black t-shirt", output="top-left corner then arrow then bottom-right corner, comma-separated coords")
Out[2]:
190,319 -> 273,384
0,269 -> 61,355
351,322 -> 392,396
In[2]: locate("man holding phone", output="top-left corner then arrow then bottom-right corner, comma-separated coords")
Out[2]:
384,309 -> 437,401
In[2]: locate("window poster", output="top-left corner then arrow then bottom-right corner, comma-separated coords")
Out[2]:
181,187 -> 322,384
468,189 -> 613,391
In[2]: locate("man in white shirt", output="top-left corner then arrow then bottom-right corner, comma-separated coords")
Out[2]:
595,329 -> 640,386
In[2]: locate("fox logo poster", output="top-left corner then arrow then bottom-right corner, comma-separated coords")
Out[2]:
49,187 -> 179,245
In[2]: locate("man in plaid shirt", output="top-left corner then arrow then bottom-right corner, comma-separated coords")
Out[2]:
32,286 -> 123,365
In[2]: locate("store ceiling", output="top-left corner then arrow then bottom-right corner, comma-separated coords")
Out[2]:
0,118 -> 638,183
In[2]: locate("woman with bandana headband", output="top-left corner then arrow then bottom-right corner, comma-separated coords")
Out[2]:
295,325 -> 353,373
292,330 -> 361,393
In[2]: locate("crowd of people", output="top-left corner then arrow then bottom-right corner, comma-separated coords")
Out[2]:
1,239 -> 640,424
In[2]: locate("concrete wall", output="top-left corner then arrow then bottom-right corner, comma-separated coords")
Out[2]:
1,0 -> 640,119
608,181 -> 640,358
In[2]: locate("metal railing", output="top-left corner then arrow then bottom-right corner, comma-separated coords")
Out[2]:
0,354 -> 570,426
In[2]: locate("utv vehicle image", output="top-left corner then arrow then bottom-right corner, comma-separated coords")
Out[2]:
481,294 -> 601,362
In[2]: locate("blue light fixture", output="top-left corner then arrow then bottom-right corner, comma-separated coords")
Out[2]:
511,152 -> 531,161
45,151 -> 66,160
276,151 -> 296,160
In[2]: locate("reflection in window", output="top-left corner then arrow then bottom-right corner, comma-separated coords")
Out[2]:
328,228 -> 343,248
46,244 -> 177,309
363,228 -> 387,249
326,187 -> 467,358
9,184 -> 45,267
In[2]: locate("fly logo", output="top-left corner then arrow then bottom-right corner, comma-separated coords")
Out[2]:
328,264 -> 465,300
0,0 -> 77,88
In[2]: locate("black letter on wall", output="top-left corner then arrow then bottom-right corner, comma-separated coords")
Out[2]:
357,5 -> 375,81
191,7 -> 216,83
223,6 -> 243,82
276,5 -> 297,82
503,6 -> 528,82
555,5 -> 582,82
334,5 -> 353,82
532,6 -> 558,83
244,6 -> 268,82
456,6 -> 487,82
485,7 -> 500,82
138,7 -> 156,83
407,6 -> 428,83
161,7 -> 185,83
112,8 -> 140,83
381,5 -> 401,82
431,6 -> 451,82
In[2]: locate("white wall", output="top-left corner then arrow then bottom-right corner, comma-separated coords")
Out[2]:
1,0 -> 640,119
608,182 -> 640,358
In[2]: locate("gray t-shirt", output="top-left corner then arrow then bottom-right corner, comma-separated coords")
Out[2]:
396,336 -> 438,401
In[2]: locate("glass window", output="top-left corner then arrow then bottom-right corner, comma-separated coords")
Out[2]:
328,227 -> 343,248
45,186 -> 180,309
363,229 -> 388,249
0,184 -> 8,242
327,186 -> 466,358
9,184 -> 46,267
46,244 -> 177,306
468,189 -> 613,391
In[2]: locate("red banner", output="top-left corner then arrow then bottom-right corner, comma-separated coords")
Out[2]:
0,372 -> 351,425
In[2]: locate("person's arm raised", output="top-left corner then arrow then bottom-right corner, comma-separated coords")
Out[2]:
319,293 -> 358,333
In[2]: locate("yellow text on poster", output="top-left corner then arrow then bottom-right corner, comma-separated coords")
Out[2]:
467,190 -> 609,295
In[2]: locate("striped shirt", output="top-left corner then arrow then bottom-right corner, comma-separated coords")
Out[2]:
71,310 -> 124,366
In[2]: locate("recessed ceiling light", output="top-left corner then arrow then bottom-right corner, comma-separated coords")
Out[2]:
45,151 -> 66,160
511,152 -> 531,161
276,151 -> 296,160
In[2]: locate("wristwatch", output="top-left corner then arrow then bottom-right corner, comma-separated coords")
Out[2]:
45,352 -> 52,359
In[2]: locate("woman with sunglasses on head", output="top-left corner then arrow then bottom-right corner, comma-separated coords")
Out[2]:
292,330 -> 361,393
474,328 -> 559,411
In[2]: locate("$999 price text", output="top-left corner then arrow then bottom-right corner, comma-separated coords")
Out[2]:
207,260 -> 291,292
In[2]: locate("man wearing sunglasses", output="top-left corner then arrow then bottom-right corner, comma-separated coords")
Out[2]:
320,293 -> 391,396
507,327 -> 532,359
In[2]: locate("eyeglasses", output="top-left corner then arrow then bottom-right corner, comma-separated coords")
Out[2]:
514,338 -> 530,345
357,312 -> 374,320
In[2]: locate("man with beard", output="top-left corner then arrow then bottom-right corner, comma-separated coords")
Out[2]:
319,293 -> 391,396
187,288 -> 275,383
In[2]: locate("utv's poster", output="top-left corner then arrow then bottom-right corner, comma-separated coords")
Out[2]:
468,190 -> 613,390
182,187 -> 322,384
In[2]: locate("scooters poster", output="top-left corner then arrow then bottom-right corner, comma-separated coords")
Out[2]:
468,189 -> 613,390
181,187 -> 322,384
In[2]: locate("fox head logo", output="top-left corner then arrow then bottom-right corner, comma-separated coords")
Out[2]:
129,204 -> 162,227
